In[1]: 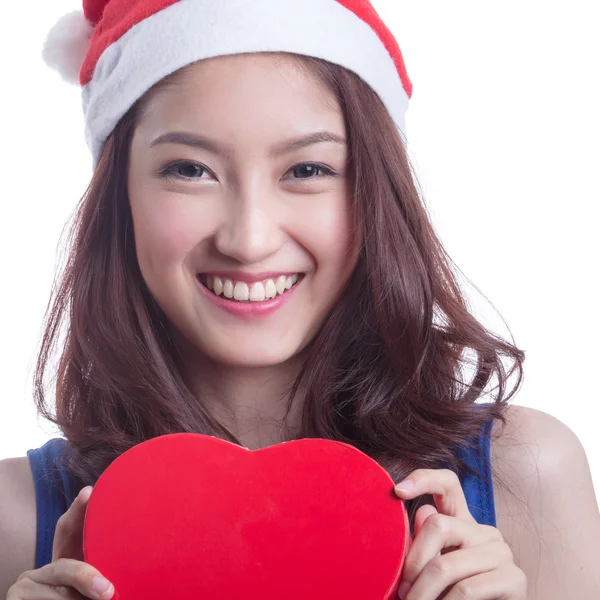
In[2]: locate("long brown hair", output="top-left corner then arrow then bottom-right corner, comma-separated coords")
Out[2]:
34,54 -> 524,525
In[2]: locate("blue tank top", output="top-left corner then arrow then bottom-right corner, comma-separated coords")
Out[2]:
26,420 -> 497,569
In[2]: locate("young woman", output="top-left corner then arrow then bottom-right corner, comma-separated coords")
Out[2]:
2,1 -> 599,599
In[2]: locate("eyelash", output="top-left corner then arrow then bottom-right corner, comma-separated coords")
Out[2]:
158,161 -> 338,184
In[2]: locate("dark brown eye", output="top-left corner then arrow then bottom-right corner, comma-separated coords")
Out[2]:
174,163 -> 206,178
289,163 -> 336,180
160,161 -> 211,182
293,164 -> 320,178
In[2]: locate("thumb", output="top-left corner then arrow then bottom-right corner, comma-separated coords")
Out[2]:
52,486 -> 94,562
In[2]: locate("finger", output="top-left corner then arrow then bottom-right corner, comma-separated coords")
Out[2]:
403,541 -> 514,600
395,469 -> 475,521
52,487 -> 93,562
399,513 -> 503,592
23,559 -> 114,600
414,506 -> 461,555
440,562 -> 528,600
7,577 -> 86,599
414,504 -> 438,537
401,504 -> 437,584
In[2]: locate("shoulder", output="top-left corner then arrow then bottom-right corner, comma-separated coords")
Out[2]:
0,456 -> 37,596
489,404 -> 596,495
490,403 -> 589,474
489,404 -> 600,598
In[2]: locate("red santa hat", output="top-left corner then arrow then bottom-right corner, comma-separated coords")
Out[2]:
43,0 -> 412,169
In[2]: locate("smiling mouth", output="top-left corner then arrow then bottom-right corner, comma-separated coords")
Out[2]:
197,273 -> 304,302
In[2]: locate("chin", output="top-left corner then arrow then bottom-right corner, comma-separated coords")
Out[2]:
168,307 -> 318,369
213,338 -> 300,366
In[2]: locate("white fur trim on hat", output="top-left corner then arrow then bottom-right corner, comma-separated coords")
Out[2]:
82,0 -> 409,169
43,10 -> 94,85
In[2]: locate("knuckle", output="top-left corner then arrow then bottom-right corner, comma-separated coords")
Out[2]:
514,566 -> 528,592
441,468 -> 460,484
8,576 -> 33,596
424,512 -> 449,534
402,557 -> 424,578
482,524 -> 504,542
495,540 -> 515,562
454,579 -> 477,599
63,584 -> 88,599
408,468 -> 434,481
51,557 -> 82,582
46,559 -> 62,580
409,469 -> 426,477
72,561 -> 94,585
424,556 -> 453,581
17,578 -> 37,594
55,584 -> 74,598
51,558 -> 99,592
16,569 -> 33,582
440,467 -> 457,479
53,557 -> 71,570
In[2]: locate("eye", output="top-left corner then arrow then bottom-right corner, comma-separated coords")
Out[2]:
285,163 -> 337,181
158,160 -> 337,184
159,161 -> 214,182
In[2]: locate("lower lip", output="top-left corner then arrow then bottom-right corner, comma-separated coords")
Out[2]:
196,277 -> 301,319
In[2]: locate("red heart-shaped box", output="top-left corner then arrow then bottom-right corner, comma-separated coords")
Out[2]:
83,433 -> 410,599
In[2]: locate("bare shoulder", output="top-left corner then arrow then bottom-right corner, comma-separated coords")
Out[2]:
489,404 -> 600,599
0,456 -> 37,597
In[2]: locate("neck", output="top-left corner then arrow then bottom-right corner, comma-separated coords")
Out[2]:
179,340 -> 306,450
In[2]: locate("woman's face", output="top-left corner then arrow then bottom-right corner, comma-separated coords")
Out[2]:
128,53 -> 358,367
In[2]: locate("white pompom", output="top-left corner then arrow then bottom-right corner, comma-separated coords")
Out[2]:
42,10 -> 95,85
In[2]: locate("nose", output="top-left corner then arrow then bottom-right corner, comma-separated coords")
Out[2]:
213,186 -> 284,264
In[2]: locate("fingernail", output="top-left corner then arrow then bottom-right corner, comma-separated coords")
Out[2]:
397,580 -> 412,598
395,479 -> 415,493
93,576 -> 113,598
79,487 -> 93,503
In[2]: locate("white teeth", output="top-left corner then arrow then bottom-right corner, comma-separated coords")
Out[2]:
233,281 -> 250,301
223,280 -> 234,299
213,277 -> 223,296
249,282 -> 266,302
275,275 -> 287,295
203,273 -> 302,302
265,279 -> 277,299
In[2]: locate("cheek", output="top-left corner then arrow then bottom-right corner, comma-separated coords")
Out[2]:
294,196 -> 357,273
130,194 -> 209,277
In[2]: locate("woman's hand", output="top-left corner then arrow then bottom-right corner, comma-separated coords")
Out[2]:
7,486 -> 115,600
394,469 -> 527,599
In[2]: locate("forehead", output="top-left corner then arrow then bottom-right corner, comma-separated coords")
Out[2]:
136,53 -> 342,131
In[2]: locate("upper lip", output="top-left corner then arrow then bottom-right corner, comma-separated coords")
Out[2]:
197,270 -> 303,284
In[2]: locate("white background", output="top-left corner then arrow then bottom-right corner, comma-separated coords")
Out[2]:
1,1 -> 598,498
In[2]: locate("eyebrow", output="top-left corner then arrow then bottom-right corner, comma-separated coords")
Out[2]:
149,130 -> 347,158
